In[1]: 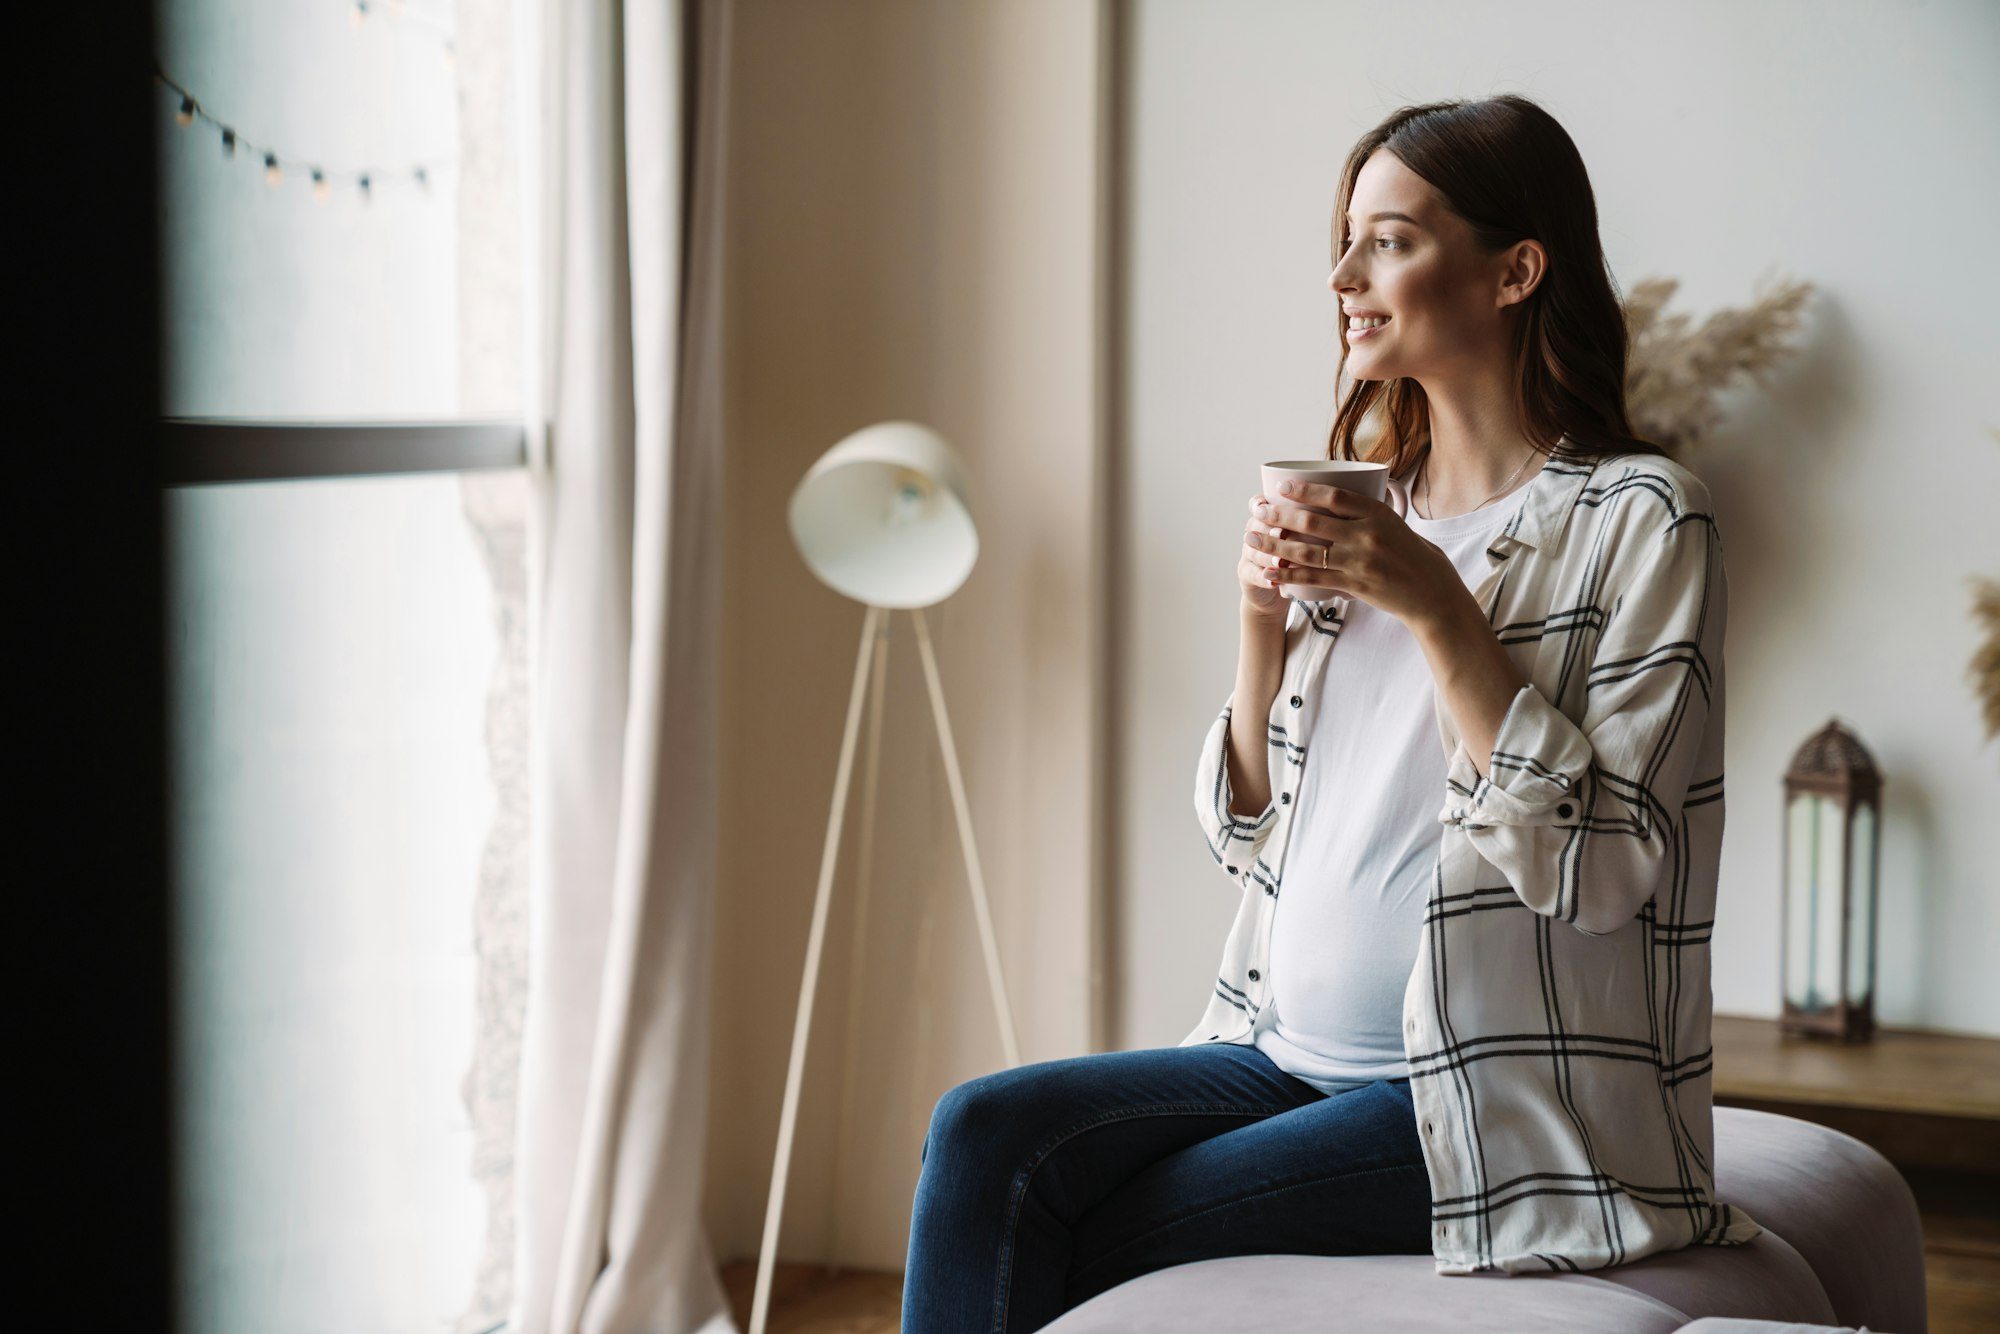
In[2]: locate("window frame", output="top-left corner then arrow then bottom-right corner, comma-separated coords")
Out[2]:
162,417 -> 530,487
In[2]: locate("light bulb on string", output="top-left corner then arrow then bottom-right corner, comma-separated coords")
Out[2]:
154,66 -> 454,204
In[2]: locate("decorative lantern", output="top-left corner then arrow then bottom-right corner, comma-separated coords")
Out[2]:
1779,718 -> 1882,1042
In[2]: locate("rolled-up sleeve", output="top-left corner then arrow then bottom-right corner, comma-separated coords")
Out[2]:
1439,489 -> 1726,936
1195,699 -> 1279,892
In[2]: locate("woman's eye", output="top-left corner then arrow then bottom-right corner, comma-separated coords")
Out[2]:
1376,237 -> 1403,250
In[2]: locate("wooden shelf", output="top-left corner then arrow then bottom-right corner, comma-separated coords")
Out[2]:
1711,1013 -> 2000,1118
1711,1012 -> 2000,1173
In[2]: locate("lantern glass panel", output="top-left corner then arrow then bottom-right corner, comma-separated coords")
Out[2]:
1784,791 -> 1815,1009
1845,798 -> 1877,1008
1785,790 -> 1849,1012
1812,794 -> 1846,1011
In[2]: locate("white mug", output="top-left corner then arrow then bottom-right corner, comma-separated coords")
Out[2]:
1257,459 -> 1391,601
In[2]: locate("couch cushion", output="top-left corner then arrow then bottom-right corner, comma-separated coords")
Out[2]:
1041,1223 -> 1833,1333
1585,1224 -> 1835,1326
1675,1320 -> 1875,1333
1042,1254 -> 1692,1333
1705,1107 -> 1927,1334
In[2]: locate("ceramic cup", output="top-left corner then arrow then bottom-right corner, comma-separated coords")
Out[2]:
1256,459 -> 1391,601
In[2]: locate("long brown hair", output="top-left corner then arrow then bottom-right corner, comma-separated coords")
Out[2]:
1326,94 -> 1668,476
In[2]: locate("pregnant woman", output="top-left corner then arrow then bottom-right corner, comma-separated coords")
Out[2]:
902,92 -> 1760,1334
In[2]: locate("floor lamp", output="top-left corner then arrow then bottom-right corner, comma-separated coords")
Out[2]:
747,421 -> 1023,1334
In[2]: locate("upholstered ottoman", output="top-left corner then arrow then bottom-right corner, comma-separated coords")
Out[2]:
1041,1108 -> 1928,1333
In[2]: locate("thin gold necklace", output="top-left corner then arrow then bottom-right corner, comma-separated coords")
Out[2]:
1413,443 -> 1537,520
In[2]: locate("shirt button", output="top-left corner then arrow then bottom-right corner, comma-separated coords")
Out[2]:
1248,969 -> 1260,981
1557,802 -> 1575,818
1406,1017 -> 1417,1032
1264,884 -> 1276,896
1321,607 -> 1335,620
1289,695 -> 1302,708
1279,792 -> 1291,804
1226,865 -> 1239,875
1423,1119 -> 1433,1136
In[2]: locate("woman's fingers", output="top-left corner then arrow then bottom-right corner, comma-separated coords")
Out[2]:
1259,496 -> 1349,543
1252,524 -> 1335,568
1244,513 -> 1287,566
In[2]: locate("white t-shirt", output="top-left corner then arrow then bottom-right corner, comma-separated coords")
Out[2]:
1252,464 -> 1532,1096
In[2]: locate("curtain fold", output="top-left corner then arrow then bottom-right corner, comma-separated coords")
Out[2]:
513,0 -> 738,1329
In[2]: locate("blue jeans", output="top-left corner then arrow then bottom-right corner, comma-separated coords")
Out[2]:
901,1042 -> 1432,1333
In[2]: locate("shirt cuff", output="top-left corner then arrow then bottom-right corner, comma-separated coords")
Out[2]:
1438,683 -> 1592,831
1197,703 -> 1278,883
1215,713 -> 1277,834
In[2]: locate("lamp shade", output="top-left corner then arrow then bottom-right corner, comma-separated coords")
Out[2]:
786,420 -> 979,609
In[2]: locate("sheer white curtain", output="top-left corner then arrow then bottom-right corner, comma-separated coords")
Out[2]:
512,0 -> 738,1329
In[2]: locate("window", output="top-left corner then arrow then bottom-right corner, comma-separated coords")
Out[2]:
160,1 -> 532,1329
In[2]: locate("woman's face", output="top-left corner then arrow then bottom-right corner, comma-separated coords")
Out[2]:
1328,150 -> 1515,383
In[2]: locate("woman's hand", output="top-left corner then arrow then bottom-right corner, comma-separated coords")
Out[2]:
1237,492 -> 1293,622
1245,479 -> 1471,633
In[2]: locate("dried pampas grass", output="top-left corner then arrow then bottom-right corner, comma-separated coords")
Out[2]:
1973,427 -> 2000,745
1973,574 -> 2000,744
1616,279 -> 1997,746
1622,274 -> 1815,455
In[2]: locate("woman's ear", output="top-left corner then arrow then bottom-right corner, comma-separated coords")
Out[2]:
1496,238 -> 1547,309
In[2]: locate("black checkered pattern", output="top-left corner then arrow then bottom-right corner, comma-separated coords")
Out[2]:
1189,442 -> 1762,1275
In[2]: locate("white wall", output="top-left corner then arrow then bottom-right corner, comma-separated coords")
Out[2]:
1116,0 -> 2000,1048
707,0 -> 1105,1272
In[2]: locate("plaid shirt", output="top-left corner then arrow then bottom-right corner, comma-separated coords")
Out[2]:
1187,442 -> 1764,1275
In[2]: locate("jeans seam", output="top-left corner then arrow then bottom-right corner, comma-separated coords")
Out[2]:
1066,1159 -> 1430,1286
991,1101 -> 1293,1334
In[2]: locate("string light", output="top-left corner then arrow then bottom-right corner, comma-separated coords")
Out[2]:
342,0 -> 454,59
154,64 -> 452,203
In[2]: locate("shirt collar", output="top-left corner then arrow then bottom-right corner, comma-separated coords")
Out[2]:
1483,432 -> 1597,558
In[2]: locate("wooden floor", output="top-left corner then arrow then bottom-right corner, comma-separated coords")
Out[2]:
719,1261 -> 901,1334
722,1185 -> 1999,1334
1907,1167 -> 2000,1333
